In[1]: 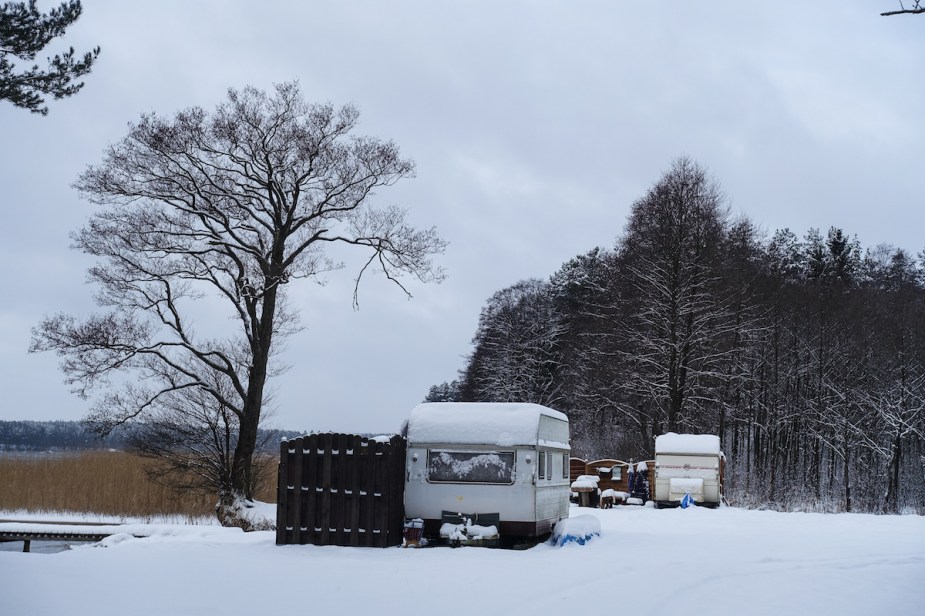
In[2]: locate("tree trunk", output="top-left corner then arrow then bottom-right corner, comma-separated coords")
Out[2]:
843,441 -> 851,513
884,430 -> 902,513
810,437 -> 821,501
222,269 -> 281,527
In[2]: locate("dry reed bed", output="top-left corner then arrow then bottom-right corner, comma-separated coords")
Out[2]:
0,450 -> 276,521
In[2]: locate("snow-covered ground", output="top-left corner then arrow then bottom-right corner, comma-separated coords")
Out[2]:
2,505 -> 923,616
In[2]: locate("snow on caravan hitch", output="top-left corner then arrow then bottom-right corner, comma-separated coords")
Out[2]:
439,511 -> 500,547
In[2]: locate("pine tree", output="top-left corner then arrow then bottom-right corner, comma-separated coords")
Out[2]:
0,1 -> 99,114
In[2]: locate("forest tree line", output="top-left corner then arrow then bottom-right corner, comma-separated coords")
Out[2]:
426,158 -> 925,514
0,420 -> 301,454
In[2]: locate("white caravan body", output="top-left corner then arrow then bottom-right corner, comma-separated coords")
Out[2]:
654,433 -> 723,507
404,402 -> 570,539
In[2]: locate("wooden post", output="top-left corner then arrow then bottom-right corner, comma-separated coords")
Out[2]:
276,439 -> 288,545
304,434 -> 319,545
288,438 -> 303,545
379,440 -> 395,547
348,434 -> 362,547
332,433 -> 348,546
368,440 -> 379,546
388,435 -> 406,546
362,439 -> 375,547
319,433 -> 333,546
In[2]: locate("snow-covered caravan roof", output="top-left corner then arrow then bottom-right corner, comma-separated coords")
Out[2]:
407,402 -> 568,448
655,432 -> 721,455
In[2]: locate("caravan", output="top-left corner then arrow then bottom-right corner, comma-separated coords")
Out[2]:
654,432 -> 724,508
403,402 -> 570,541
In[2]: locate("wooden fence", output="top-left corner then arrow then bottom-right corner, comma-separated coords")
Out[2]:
276,433 -> 406,547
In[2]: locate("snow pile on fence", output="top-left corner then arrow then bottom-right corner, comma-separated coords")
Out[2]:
549,515 -> 600,546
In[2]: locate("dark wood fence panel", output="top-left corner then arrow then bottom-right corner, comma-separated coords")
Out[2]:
569,457 -> 588,483
276,434 -> 406,547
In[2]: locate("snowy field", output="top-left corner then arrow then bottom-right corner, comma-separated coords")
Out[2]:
2,505 -> 923,616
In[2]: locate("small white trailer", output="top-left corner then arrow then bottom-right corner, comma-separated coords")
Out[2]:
654,432 -> 724,508
403,402 -> 570,542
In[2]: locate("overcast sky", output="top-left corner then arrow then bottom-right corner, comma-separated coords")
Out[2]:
1,1 -> 922,434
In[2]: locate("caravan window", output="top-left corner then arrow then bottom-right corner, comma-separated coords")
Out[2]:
428,450 -> 515,484
538,450 -> 547,479
562,453 -> 568,479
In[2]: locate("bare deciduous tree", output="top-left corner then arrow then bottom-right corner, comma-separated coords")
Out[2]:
125,368 -> 276,530
881,1 -> 924,16
617,157 -> 735,435
31,82 -> 446,526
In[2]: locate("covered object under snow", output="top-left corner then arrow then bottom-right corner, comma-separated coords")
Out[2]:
653,432 -> 724,508
404,402 -> 570,541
